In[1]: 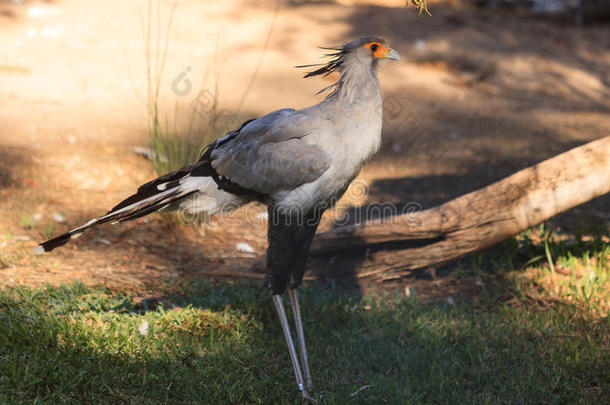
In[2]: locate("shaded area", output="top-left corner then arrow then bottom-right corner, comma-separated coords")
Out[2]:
0,145 -> 36,191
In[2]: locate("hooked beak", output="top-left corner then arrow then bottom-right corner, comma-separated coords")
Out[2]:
386,48 -> 400,61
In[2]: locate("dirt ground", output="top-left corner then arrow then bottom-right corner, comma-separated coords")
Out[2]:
1,0 -> 608,298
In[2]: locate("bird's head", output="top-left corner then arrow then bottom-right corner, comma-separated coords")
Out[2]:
345,36 -> 401,65
298,36 -> 400,79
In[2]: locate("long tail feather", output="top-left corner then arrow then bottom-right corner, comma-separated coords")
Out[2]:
35,171 -> 201,254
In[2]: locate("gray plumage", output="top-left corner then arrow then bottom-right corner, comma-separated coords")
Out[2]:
210,109 -> 332,194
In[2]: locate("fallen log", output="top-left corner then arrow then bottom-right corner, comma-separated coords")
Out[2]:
311,136 -> 610,281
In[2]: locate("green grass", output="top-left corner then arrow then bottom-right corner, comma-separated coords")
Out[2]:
0,277 -> 608,404
452,222 -> 610,316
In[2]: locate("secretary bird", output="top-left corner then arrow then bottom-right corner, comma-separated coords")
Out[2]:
37,36 -> 400,402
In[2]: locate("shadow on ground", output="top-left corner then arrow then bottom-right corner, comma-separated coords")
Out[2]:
0,145 -> 37,191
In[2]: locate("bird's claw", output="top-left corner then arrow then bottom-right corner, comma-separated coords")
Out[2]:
301,392 -> 318,404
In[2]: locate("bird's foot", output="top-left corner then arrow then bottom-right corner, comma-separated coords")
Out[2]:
300,390 -> 318,405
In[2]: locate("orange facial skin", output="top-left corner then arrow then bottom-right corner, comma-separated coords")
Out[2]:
364,42 -> 391,58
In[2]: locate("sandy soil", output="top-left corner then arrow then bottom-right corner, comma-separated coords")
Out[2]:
0,0 -> 608,297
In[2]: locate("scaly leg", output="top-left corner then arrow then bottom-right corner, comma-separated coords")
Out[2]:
288,289 -> 313,389
272,294 -> 318,404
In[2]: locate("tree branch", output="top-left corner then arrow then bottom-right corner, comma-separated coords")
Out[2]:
311,136 -> 610,280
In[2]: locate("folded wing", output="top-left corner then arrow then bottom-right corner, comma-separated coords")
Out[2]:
209,108 -> 332,195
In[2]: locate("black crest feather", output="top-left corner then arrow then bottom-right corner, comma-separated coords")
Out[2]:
295,36 -> 387,79
295,49 -> 346,78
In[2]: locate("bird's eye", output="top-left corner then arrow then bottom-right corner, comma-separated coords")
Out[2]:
370,44 -> 379,52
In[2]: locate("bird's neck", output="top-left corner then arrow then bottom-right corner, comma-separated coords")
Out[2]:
326,61 -> 382,106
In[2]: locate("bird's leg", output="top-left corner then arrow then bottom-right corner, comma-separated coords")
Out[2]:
272,294 -> 318,404
288,288 -> 313,389
284,209 -> 322,392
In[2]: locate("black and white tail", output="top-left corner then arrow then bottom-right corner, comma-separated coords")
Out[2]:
35,159 -> 243,253
35,163 -> 201,253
